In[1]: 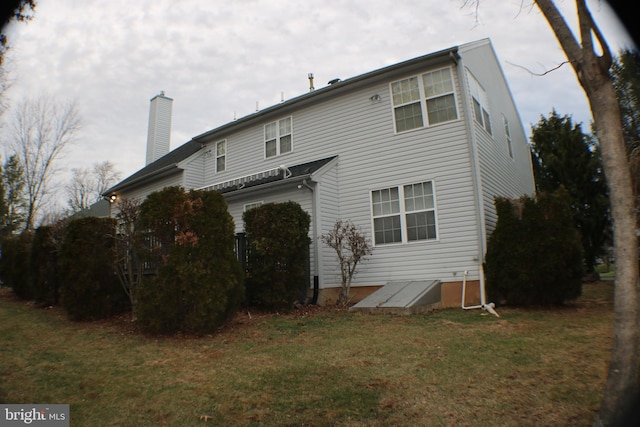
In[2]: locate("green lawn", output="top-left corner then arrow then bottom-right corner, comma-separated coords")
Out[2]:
0,282 -> 614,426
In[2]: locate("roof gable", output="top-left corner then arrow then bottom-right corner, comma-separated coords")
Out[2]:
103,40 -> 498,197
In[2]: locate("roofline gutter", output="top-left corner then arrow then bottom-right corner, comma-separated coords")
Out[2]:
103,163 -> 180,196
220,173 -> 313,200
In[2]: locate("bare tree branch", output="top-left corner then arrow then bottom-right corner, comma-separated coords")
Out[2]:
6,95 -> 81,230
505,59 -> 574,76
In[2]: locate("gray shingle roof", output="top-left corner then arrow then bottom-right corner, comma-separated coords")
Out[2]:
211,155 -> 338,194
104,141 -> 202,194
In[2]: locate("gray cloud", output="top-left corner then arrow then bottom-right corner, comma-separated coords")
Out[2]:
0,0 -> 634,213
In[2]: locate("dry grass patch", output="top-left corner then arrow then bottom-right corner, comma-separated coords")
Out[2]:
0,282 -> 613,426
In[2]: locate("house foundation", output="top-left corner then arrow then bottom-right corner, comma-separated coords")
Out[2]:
313,280 -> 481,310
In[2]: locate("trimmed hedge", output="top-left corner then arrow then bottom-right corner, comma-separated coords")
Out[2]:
135,187 -> 244,335
243,201 -> 311,309
30,226 -> 59,306
0,232 -> 33,299
58,217 -> 126,321
485,188 -> 584,306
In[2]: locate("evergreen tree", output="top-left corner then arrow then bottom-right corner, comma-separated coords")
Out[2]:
136,186 -> 244,335
1,154 -> 26,236
611,49 -> 640,223
530,110 -> 609,272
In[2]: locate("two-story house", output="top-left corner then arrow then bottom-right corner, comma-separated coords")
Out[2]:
104,38 -> 535,310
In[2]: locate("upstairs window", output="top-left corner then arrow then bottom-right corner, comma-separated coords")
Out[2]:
467,71 -> 492,135
390,67 -> 457,133
371,181 -> 438,245
244,201 -> 263,211
215,140 -> 226,173
265,117 -> 292,158
503,114 -> 514,159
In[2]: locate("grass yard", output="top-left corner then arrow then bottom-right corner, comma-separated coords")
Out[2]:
0,282 -> 614,426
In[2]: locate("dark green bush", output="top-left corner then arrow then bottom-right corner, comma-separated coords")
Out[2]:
243,201 -> 311,309
485,188 -> 584,306
30,225 -> 59,306
136,187 -> 244,335
58,217 -> 126,321
0,232 -> 33,299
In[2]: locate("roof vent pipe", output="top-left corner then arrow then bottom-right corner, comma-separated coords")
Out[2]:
279,164 -> 292,179
308,73 -> 315,92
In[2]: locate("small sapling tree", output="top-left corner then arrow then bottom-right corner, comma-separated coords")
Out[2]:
113,197 -> 142,321
321,219 -> 372,306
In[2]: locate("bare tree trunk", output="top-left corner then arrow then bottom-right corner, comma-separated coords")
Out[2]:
534,1 -> 639,425
7,96 -> 81,230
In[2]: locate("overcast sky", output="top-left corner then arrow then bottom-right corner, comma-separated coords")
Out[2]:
0,0 -> 636,211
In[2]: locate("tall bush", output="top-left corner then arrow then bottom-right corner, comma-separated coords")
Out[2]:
0,232 -> 33,299
58,217 -> 126,320
243,201 -> 311,309
485,188 -> 584,306
136,187 -> 244,335
30,225 -> 59,305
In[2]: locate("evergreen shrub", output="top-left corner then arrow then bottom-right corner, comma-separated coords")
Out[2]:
135,187 -> 244,335
243,201 -> 311,309
58,217 -> 126,320
0,232 -> 33,299
485,188 -> 584,306
30,226 -> 59,306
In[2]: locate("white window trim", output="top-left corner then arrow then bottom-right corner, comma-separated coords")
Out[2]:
502,114 -> 514,159
264,116 -> 293,159
389,67 -> 459,134
467,70 -> 492,135
243,201 -> 264,212
215,140 -> 226,173
370,180 -> 440,246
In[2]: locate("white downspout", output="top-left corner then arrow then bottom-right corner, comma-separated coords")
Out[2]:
301,178 -> 320,303
455,50 -> 499,318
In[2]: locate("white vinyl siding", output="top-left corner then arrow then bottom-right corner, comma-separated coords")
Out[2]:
265,117 -> 292,158
459,41 -> 535,236
122,40 -> 535,292
390,67 -> 458,133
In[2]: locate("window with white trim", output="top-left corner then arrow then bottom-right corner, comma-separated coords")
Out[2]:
215,140 -> 226,173
503,114 -> 514,159
390,67 -> 458,133
371,181 -> 437,245
265,117 -> 292,158
244,201 -> 263,212
467,71 -> 492,135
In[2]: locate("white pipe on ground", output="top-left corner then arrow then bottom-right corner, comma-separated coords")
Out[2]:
461,266 -> 499,317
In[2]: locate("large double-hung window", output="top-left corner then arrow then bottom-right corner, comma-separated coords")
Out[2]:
391,68 -> 457,133
265,117 -> 292,158
371,181 -> 438,245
